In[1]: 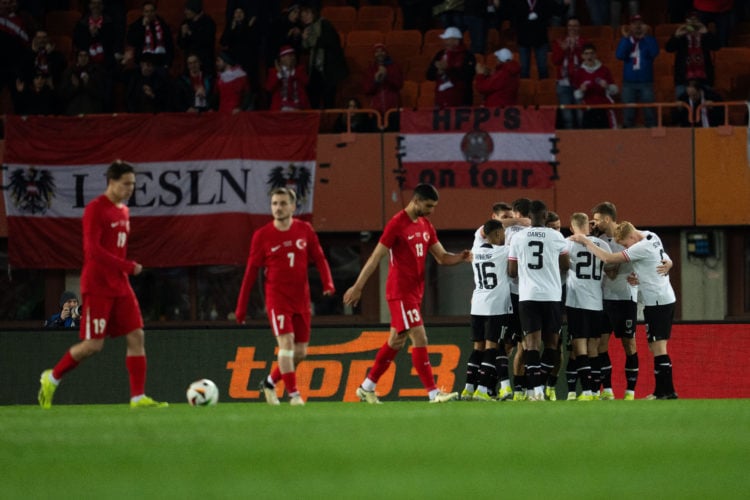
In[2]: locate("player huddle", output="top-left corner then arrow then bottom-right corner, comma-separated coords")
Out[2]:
462,198 -> 677,402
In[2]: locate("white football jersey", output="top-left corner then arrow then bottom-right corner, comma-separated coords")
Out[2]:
503,224 -> 527,294
622,231 -> 676,306
472,225 -> 485,247
508,227 -> 569,301
471,242 -> 513,315
599,234 -> 637,301
565,236 -> 610,311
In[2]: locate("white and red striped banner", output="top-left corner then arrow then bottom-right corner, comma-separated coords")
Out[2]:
396,108 -> 558,189
2,112 -> 320,268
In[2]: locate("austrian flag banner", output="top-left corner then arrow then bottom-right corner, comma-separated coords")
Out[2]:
396,107 -> 558,189
2,112 -> 320,268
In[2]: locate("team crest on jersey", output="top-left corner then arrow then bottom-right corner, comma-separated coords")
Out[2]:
267,164 -> 312,205
295,238 -> 307,249
6,166 -> 56,214
422,232 -> 430,242
460,129 -> 494,165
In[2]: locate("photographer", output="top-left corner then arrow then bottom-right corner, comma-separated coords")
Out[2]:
45,291 -> 81,329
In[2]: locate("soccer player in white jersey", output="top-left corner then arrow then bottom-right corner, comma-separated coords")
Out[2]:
571,222 -> 678,399
472,201 -> 514,247
508,200 -> 570,401
591,202 -> 639,400
565,213 -> 613,401
505,198 -> 532,399
462,220 -> 514,401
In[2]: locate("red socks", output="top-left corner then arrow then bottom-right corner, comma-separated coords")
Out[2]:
411,346 -> 437,392
280,371 -> 298,395
126,355 -> 147,398
270,366 -> 282,385
367,343 -> 400,384
52,351 -> 80,380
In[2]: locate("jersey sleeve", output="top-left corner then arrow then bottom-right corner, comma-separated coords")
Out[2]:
234,230 -> 263,323
379,215 -> 399,249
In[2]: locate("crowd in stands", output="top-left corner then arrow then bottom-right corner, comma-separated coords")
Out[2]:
0,0 -> 748,129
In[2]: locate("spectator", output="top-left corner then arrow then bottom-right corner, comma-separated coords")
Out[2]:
11,70 -> 57,114
433,0 -> 465,32
265,45 -> 309,111
463,0 -> 490,55
44,291 -> 81,329
124,0 -> 174,69
693,0 -> 733,48
677,80 -> 724,127
73,0 -> 118,72
334,97 -> 377,133
615,14 -> 658,128
177,0 -> 216,76
665,10 -> 719,99
122,52 -> 169,113
610,0 -> 639,29
300,4 -> 348,109
58,49 -> 105,115
552,16 -> 587,128
173,52 -> 213,112
267,3 -> 302,67
509,0 -> 567,79
0,0 -> 31,93
475,48 -> 521,107
26,29 -> 67,90
572,42 -> 618,129
363,43 -> 403,127
215,51 -> 250,113
220,6 -> 259,89
426,26 -> 476,108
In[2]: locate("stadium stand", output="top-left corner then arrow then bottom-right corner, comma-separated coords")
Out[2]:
321,6 -> 357,35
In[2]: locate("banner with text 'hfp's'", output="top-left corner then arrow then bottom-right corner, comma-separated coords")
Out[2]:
2,112 -> 320,268
397,107 -> 558,189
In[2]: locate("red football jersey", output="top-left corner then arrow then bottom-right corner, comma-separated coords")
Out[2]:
236,219 -> 334,321
80,195 -> 137,297
380,210 -> 438,303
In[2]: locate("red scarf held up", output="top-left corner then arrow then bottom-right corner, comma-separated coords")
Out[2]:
685,32 -> 706,80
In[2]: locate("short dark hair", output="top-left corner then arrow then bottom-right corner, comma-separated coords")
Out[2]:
414,183 -> 439,202
106,160 -> 135,181
529,200 -> 548,226
270,187 -> 297,205
492,202 -> 512,214
592,201 -> 617,220
582,42 -> 597,53
511,198 -> 532,216
546,210 -> 560,223
483,219 -> 503,236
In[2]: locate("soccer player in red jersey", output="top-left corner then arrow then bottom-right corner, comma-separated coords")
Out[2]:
343,184 -> 472,403
235,187 -> 335,406
38,160 -> 167,409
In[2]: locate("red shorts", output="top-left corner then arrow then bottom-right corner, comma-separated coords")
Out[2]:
79,291 -> 144,340
387,300 -> 424,333
267,305 -> 311,343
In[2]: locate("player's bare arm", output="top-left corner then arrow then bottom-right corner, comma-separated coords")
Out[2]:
569,234 -> 626,264
343,242 -> 389,307
428,242 -> 472,266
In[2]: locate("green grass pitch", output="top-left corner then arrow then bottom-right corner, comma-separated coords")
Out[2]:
2,400 -> 749,499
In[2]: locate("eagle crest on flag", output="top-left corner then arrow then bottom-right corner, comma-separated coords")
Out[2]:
267,164 -> 312,205
7,166 -> 56,214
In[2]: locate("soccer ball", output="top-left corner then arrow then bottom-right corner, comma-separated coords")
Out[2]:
186,379 -> 219,407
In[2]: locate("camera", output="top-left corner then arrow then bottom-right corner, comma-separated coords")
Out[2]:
72,305 -> 83,316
